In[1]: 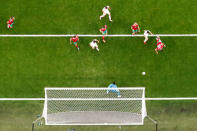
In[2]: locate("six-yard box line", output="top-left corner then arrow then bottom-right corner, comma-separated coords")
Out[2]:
0,34 -> 197,37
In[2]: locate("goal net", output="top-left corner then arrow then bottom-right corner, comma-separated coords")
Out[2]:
42,87 -> 147,125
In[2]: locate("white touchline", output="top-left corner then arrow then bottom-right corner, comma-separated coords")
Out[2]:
0,34 -> 197,37
0,97 -> 197,101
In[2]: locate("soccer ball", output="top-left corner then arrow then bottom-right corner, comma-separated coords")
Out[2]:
142,72 -> 146,75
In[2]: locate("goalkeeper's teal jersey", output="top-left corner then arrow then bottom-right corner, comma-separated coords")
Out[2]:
108,84 -> 117,88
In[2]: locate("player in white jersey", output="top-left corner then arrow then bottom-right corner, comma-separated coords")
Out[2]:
100,6 -> 112,22
89,39 -> 100,51
144,30 -> 153,44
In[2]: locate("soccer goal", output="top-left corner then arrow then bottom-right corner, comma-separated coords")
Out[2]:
42,87 -> 147,125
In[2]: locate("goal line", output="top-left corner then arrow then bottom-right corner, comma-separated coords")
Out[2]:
0,97 -> 197,101
0,34 -> 197,37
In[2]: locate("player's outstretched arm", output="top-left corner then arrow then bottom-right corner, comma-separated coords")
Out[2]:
95,39 -> 99,43
76,35 -> 79,43
138,26 -> 140,32
70,38 -> 72,44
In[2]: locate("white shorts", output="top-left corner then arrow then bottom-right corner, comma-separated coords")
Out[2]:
90,42 -> 98,49
144,33 -> 148,38
102,10 -> 110,15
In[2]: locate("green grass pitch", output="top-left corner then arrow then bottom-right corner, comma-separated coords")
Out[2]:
0,0 -> 197,131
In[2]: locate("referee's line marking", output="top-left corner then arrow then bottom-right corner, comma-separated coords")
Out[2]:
0,97 -> 197,101
0,34 -> 197,37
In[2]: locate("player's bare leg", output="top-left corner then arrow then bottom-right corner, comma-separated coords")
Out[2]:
96,47 -> 99,51
7,24 -> 10,28
155,48 -> 158,54
90,46 -> 99,51
108,14 -> 112,22
144,36 -> 148,44
132,30 -> 136,35
132,32 -> 136,36
100,30 -> 106,43
102,36 -> 106,43
75,45 -> 79,51
91,47 -> 94,50
100,13 -> 106,20
7,22 -> 12,29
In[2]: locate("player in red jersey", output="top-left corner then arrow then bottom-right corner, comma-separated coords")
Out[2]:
7,16 -> 15,29
155,36 -> 166,54
131,22 -> 140,35
99,25 -> 107,43
70,35 -> 80,51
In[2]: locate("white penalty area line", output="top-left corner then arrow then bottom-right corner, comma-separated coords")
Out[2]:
0,97 -> 197,101
0,34 -> 197,37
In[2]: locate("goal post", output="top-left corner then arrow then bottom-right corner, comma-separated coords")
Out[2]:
42,87 -> 147,125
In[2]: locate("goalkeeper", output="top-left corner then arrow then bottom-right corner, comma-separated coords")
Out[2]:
107,82 -> 121,97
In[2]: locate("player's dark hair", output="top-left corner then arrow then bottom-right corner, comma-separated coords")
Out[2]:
113,82 -> 116,84
147,31 -> 150,33
105,6 -> 108,9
